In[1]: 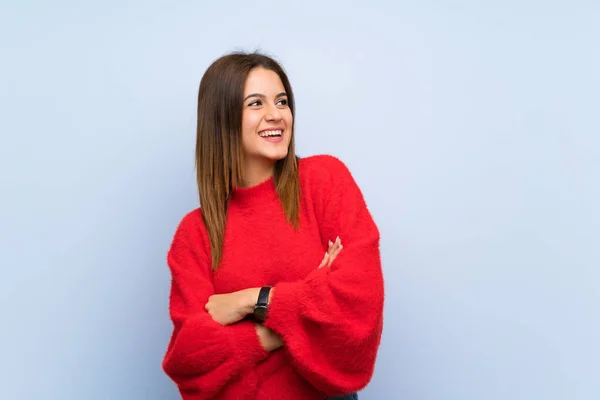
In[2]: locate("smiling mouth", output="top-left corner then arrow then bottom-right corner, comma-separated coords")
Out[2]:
258,129 -> 283,138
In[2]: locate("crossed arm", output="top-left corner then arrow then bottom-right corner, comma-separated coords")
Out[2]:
204,237 -> 344,351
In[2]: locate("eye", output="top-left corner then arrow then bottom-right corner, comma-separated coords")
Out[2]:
277,98 -> 288,106
248,100 -> 262,107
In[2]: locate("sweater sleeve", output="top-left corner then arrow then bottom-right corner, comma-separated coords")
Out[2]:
263,155 -> 384,396
162,211 -> 269,399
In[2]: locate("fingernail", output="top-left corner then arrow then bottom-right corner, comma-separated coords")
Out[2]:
328,240 -> 333,246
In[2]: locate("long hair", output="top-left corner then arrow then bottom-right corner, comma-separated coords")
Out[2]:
195,51 -> 300,270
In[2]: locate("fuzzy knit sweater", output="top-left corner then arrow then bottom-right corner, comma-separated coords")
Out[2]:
162,154 -> 384,400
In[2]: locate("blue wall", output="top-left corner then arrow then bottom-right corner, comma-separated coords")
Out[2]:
1,1 -> 598,399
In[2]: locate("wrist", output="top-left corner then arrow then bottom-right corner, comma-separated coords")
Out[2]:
244,288 -> 261,315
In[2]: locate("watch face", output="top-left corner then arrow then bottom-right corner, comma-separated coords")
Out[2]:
254,306 -> 267,321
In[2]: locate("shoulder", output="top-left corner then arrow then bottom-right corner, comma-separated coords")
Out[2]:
299,153 -> 351,172
174,207 -> 205,234
298,154 -> 364,206
298,154 -> 354,182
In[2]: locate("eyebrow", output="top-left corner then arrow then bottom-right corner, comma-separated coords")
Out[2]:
243,92 -> 288,101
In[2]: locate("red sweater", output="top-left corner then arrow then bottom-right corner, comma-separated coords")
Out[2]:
162,155 -> 384,399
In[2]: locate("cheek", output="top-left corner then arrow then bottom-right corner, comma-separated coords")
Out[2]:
242,113 -> 259,136
285,111 -> 294,128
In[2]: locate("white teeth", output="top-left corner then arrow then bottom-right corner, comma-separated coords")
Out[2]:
259,130 -> 282,137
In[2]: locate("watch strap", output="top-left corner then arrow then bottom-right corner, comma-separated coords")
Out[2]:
256,286 -> 272,307
253,286 -> 272,321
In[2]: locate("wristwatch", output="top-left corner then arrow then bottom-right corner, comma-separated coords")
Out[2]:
253,286 -> 272,322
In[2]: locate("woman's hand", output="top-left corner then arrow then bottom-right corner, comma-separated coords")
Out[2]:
255,323 -> 284,351
205,288 -> 258,326
318,236 -> 343,268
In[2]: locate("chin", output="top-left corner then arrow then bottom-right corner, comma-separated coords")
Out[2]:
260,145 -> 289,162
264,150 -> 288,162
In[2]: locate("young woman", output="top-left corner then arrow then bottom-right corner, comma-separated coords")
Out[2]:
162,52 -> 384,400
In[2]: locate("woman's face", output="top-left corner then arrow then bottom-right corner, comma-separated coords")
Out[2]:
241,67 -> 293,166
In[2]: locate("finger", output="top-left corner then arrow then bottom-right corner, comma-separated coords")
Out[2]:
329,239 -> 340,254
327,244 -> 343,267
318,252 -> 329,268
327,240 -> 336,255
332,244 -> 343,259
326,250 -> 337,267
329,241 -> 342,258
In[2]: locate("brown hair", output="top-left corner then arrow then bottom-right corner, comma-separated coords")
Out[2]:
195,51 -> 300,270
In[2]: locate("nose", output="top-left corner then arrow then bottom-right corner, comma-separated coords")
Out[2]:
265,104 -> 282,122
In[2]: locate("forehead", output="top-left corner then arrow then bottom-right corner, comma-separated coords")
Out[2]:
244,67 -> 285,94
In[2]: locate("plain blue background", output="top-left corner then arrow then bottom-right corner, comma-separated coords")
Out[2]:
1,1 -> 598,399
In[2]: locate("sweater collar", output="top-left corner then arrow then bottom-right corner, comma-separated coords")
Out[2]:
230,176 -> 278,207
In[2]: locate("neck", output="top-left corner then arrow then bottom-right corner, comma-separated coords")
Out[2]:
242,157 -> 276,188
